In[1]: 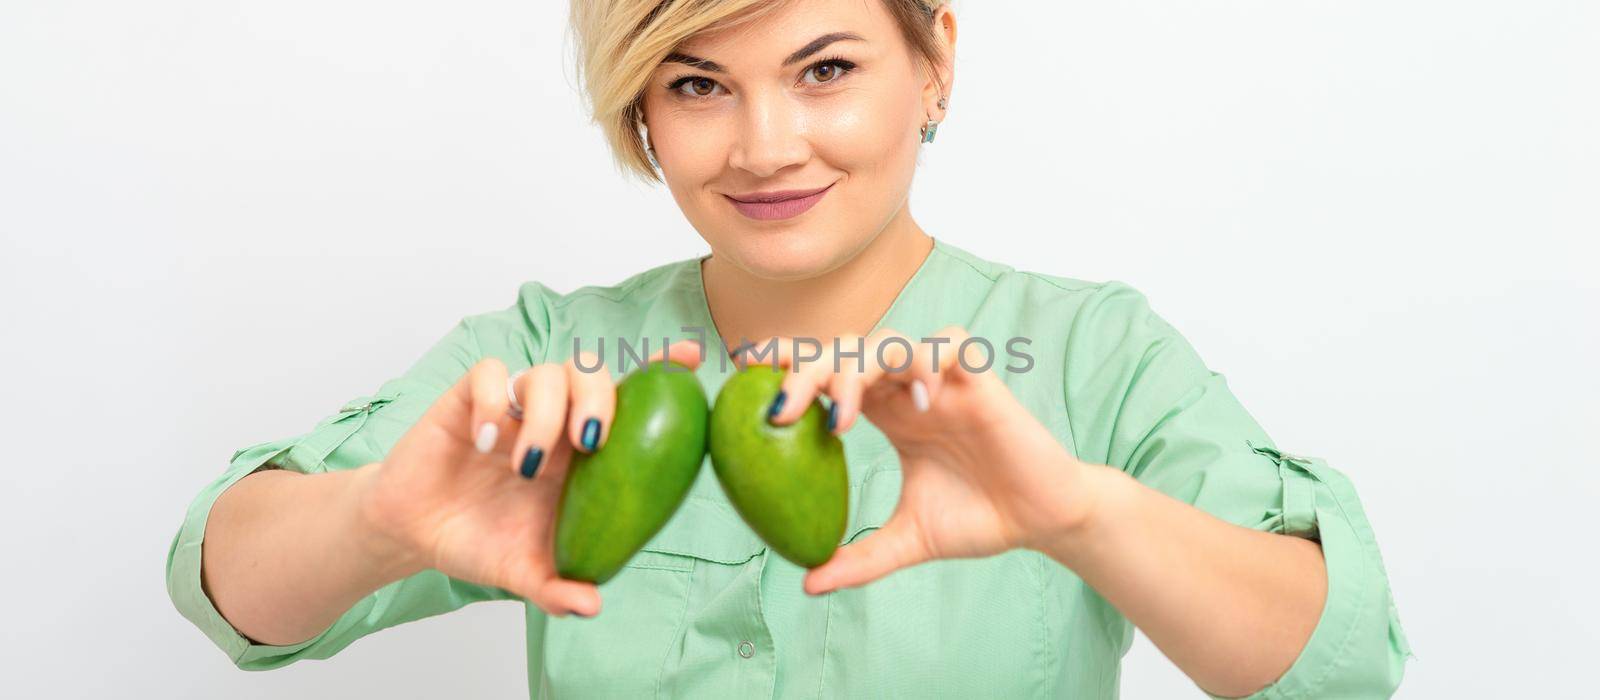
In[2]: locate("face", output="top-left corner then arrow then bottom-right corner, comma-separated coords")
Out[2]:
641,0 -> 950,281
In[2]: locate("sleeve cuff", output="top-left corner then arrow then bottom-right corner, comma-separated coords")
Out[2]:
164,438 -> 340,669
1206,444 -> 1413,700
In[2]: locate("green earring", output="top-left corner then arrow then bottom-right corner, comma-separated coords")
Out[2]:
920,94 -> 947,144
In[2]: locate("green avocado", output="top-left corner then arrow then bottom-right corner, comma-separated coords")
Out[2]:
554,360 -> 708,584
709,364 -> 848,568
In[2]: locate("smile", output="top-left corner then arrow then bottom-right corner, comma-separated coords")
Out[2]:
723,183 -> 834,221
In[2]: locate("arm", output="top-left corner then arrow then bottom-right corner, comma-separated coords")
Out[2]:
1043,463 -> 1326,698
202,464 -> 420,646
793,286 -> 1409,698
200,336 -> 675,645
169,305 -> 709,667
164,315 -> 521,669
1050,282 -> 1410,698
187,352 -> 617,653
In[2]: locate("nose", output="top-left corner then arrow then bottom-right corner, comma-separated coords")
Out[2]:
728,88 -> 810,179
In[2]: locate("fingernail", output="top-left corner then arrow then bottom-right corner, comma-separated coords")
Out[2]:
826,402 -> 838,432
475,422 -> 499,454
581,417 -> 601,452
520,447 -> 543,479
910,380 -> 930,412
767,389 -> 788,423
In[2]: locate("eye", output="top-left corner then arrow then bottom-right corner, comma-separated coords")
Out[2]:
670,76 -> 723,98
801,59 -> 856,85
665,55 -> 864,99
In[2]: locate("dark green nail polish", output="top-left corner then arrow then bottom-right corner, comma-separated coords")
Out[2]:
581,417 -> 601,452
827,402 -> 838,432
520,447 -> 543,479
767,389 -> 787,423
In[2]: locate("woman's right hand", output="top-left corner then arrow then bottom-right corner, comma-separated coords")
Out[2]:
354,340 -> 705,617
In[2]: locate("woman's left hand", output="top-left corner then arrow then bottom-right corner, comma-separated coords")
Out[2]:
759,326 -> 1113,595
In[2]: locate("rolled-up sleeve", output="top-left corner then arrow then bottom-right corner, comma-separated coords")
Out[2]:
1064,281 -> 1413,699
164,310 -> 532,670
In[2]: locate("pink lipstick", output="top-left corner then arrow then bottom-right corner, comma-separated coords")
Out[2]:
724,184 -> 834,221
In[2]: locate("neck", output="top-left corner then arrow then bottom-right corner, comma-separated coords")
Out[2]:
700,206 -> 934,356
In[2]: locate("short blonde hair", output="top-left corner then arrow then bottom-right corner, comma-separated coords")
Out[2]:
569,0 -> 951,182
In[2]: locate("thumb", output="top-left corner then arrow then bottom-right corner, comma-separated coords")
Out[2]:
534,578 -> 604,618
499,558 -> 603,618
803,513 -> 929,595
507,573 -> 603,618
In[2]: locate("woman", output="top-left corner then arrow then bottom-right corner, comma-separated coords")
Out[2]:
166,0 -> 1411,697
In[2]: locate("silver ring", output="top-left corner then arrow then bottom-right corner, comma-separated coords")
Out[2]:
506,368 -> 529,421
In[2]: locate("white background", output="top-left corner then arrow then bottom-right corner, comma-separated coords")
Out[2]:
3,0 -> 1595,697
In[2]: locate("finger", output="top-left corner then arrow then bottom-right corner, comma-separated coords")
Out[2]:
936,326 -> 1011,404
802,512 -> 930,595
860,329 -> 964,415
646,338 -> 706,371
510,363 -> 568,479
731,334 -> 816,371
820,329 -> 906,432
770,340 -> 835,426
900,343 -> 939,414
724,334 -> 813,425
863,328 -> 918,386
565,352 -> 615,454
824,368 -> 865,435
907,326 -> 971,412
812,334 -> 868,434
940,325 -> 993,385
849,328 -> 920,416
468,358 -> 511,454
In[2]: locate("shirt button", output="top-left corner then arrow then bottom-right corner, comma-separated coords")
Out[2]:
737,640 -> 755,659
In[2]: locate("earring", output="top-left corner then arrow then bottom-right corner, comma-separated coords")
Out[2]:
920,93 -> 947,143
641,122 -> 660,170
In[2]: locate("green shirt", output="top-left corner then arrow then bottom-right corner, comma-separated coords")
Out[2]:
166,238 -> 1411,698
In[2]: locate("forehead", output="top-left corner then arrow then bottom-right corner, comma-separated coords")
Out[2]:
672,0 -> 897,58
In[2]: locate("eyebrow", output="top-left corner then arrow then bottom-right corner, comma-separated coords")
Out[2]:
660,32 -> 866,74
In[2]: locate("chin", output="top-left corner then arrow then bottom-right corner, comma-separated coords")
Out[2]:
714,225 -> 858,282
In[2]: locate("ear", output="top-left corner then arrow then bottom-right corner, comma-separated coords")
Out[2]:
922,4 -> 958,118
632,101 -> 652,148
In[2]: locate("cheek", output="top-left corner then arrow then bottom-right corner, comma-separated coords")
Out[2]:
647,106 -> 736,230
656,118 -> 731,185
643,94 -> 731,179
806,90 -> 919,192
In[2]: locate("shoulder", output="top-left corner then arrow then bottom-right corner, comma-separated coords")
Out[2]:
456,255 -> 699,363
517,256 -> 692,319
935,242 -> 1202,397
934,239 -> 1158,332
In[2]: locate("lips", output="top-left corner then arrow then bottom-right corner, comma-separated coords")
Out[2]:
724,183 -> 834,221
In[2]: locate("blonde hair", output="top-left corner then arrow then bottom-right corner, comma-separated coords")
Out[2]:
569,0 -> 951,182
